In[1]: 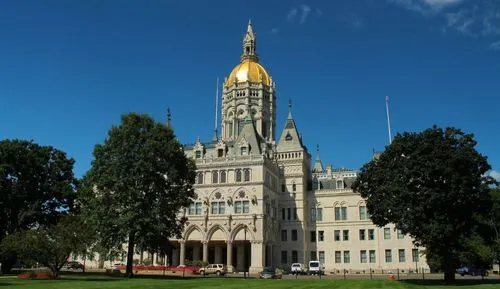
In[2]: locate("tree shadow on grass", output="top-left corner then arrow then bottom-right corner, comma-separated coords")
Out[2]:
0,282 -> 13,287
401,279 -> 500,287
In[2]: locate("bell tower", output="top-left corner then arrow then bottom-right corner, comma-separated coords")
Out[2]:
221,21 -> 276,143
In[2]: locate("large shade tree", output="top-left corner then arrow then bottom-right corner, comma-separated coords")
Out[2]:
80,113 -> 195,276
352,126 -> 496,283
0,139 -> 77,273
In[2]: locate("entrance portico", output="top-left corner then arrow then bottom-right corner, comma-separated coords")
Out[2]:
172,223 -> 263,273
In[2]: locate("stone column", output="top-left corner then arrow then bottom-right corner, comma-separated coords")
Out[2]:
202,241 -> 208,263
250,241 -> 265,274
226,241 -> 233,273
179,241 -> 186,266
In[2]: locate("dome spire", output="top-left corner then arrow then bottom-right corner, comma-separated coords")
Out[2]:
242,20 -> 258,62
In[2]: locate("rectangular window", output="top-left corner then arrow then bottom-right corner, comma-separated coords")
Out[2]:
343,251 -> 350,263
293,208 -> 298,220
310,251 -> 317,261
211,202 -> 218,214
412,249 -> 420,262
359,206 -> 367,220
195,202 -> 202,215
218,202 -> 225,214
399,249 -> 406,263
281,208 -> 286,220
319,251 -> 325,265
235,201 -> 242,214
368,229 -> 375,240
359,229 -> 366,240
384,228 -> 391,240
242,201 -> 249,213
317,208 -> 323,221
397,229 -> 405,239
369,250 -> 376,263
335,207 -> 340,220
335,251 -> 342,263
287,208 -> 291,220
292,251 -> 298,263
310,208 -> 316,221
195,151 -> 201,159
241,147 -> 247,155
281,230 -> 287,242
334,230 -> 341,241
318,231 -> 324,242
343,230 -> 349,241
341,207 -> 347,220
282,183 -> 286,192
291,230 -> 298,241
281,251 -> 288,264
310,231 -> 316,242
360,250 -> 367,263
189,203 -> 195,215
385,249 -> 392,263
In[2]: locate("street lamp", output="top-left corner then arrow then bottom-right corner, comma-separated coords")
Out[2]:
244,225 -> 247,279
315,201 -> 321,263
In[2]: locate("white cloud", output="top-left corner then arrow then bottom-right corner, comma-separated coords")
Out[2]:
270,28 -> 280,35
300,5 -> 312,24
287,8 -> 298,22
352,15 -> 366,29
489,170 -> 500,181
389,0 -> 462,15
286,4 -> 319,24
490,40 -> 500,50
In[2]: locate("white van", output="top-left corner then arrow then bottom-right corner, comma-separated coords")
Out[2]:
308,260 -> 322,275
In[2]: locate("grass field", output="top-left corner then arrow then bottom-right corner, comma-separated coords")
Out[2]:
1,276 -> 500,289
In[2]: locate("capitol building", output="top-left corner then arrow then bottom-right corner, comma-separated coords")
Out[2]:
165,21 -> 429,274
77,21 -> 429,274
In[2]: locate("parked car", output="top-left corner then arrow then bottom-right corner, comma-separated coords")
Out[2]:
259,267 -> 282,279
456,265 -> 488,276
308,260 -> 323,275
63,261 -> 84,270
199,264 -> 227,276
290,263 -> 306,275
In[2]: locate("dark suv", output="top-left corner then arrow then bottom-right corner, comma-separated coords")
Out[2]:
456,266 -> 488,276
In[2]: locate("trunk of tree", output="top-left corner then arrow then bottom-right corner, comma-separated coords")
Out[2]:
125,231 -> 135,277
443,250 -> 456,284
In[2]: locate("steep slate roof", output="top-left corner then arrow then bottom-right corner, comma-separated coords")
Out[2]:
234,112 -> 262,155
277,108 -> 305,151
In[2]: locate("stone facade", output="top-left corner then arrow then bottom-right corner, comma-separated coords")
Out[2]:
74,21 -> 429,274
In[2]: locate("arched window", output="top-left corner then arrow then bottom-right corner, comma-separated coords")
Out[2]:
244,169 -> 250,182
197,172 -> 203,185
212,171 -> 218,184
335,203 -> 348,221
220,171 -> 226,183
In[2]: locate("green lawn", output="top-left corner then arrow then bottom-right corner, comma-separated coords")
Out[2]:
1,276 -> 500,289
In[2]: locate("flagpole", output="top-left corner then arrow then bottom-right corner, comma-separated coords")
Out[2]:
215,77 -> 219,136
385,96 -> 392,144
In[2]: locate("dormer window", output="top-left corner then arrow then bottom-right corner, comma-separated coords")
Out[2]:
241,147 -> 248,156
195,150 -> 202,159
285,131 -> 292,141
218,149 -> 224,157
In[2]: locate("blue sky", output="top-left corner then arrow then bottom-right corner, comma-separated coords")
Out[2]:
1,0 -> 499,180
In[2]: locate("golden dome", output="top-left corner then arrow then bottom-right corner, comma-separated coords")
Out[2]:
225,59 -> 271,87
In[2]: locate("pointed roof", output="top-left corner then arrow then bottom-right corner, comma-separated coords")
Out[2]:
234,108 -> 261,155
313,144 -> 324,173
277,100 -> 305,151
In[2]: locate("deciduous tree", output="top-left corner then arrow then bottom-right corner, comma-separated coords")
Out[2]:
80,113 -> 195,276
0,139 -> 77,273
352,126 -> 496,283
0,215 -> 93,278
